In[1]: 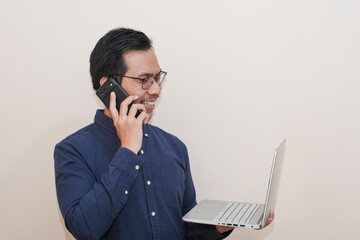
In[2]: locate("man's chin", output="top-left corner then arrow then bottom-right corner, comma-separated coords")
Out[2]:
147,112 -> 153,121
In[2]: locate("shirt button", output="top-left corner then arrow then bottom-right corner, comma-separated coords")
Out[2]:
151,211 -> 156,216
144,133 -> 148,137
135,165 -> 140,170
140,150 -> 144,154
147,180 -> 151,185
125,190 -> 128,195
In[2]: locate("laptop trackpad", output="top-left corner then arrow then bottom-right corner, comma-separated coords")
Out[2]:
186,199 -> 230,220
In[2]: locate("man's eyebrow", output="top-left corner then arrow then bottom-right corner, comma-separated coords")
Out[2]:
137,70 -> 162,77
137,72 -> 152,77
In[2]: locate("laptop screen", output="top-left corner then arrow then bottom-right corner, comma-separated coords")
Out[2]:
261,139 -> 287,227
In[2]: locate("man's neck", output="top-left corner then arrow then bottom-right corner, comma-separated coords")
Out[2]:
103,108 -> 112,118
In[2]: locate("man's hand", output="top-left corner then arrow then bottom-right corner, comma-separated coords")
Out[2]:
263,210 -> 275,228
109,92 -> 149,154
216,225 -> 234,234
215,210 -> 275,234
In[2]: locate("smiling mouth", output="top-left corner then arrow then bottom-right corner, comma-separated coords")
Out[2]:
143,101 -> 156,107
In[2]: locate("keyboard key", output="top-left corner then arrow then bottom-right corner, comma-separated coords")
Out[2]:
240,204 -> 257,222
246,204 -> 260,223
220,203 -> 238,222
233,203 -> 250,223
214,202 -> 233,221
227,203 -> 245,222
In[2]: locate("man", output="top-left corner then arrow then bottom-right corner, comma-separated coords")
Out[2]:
54,28 -> 267,240
54,28 -> 234,240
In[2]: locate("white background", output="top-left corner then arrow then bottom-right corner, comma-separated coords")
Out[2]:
1,0 -> 359,239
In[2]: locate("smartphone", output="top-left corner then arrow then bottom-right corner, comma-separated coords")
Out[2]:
96,77 -> 141,117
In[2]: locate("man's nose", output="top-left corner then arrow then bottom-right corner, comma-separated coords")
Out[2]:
147,80 -> 161,95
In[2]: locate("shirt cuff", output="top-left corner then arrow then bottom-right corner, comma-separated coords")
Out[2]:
110,147 -> 143,177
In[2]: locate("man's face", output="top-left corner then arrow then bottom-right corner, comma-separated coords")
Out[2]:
121,50 -> 162,120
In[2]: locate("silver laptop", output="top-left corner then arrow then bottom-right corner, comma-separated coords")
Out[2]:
183,139 -> 286,229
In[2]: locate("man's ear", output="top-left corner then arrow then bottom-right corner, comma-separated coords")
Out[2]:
99,77 -> 108,87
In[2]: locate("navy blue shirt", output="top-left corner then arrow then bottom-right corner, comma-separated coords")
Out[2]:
54,110 -> 231,240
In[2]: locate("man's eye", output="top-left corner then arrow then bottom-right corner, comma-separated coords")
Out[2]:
143,77 -> 151,83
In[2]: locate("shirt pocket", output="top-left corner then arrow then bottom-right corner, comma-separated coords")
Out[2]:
161,166 -> 185,208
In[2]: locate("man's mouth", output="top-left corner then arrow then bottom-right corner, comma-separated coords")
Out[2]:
143,101 -> 156,107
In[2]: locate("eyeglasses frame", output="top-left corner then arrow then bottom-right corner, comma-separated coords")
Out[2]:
110,70 -> 167,90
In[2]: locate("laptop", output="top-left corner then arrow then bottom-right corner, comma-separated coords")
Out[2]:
183,139 -> 286,229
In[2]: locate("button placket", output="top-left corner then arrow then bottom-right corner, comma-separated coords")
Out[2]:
141,126 -> 160,238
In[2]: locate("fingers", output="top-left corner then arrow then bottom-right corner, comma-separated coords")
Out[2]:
265,219 -> 273,228
128,103 -> 149,124
119,95 -> 139,119
128,102 -> 145,118
268,210 -> 274,222
264,210 -> 275,227
270,210 -> 275,219
109,92 -> 119,121
109,93 -> 149,124
138,111 -> 150,124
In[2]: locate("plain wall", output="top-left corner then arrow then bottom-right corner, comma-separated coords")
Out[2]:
1,0 -> 359,239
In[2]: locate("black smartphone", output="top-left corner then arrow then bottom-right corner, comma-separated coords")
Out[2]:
96,77 -> 141,117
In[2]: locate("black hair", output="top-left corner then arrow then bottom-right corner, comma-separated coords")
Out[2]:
90,28 -> 153,90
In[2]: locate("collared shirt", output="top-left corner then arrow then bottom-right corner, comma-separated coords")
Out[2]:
54,110 -> 231,240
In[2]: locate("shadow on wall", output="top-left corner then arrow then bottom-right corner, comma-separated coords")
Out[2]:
227,224 -> 274,240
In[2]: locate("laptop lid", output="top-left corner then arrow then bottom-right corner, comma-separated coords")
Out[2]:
260,139 -> 286,227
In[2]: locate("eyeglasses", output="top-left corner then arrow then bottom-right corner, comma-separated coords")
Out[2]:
110,70 -> 167,90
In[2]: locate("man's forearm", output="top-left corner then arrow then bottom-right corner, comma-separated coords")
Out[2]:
55,146 -> 142,239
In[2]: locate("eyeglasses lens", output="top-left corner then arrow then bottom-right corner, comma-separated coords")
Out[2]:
143,72 -> 166,89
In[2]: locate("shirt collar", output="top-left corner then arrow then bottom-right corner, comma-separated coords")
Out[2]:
94,109 -> 116,134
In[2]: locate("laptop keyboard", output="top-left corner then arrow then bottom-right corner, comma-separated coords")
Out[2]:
214,202 -> 260,225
